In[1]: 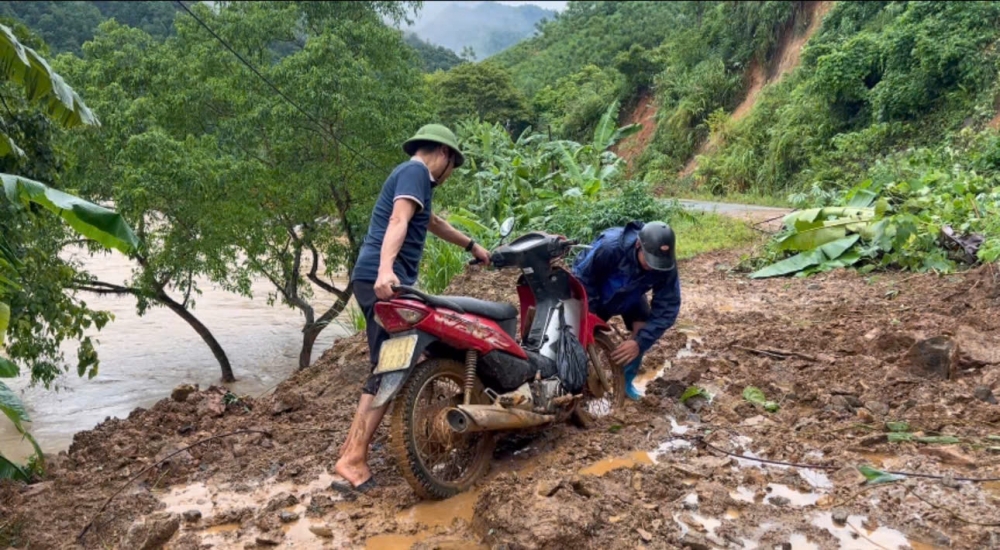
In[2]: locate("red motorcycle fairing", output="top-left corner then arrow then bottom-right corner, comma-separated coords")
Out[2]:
516,266 -> 609,349
374,299 -> 527,359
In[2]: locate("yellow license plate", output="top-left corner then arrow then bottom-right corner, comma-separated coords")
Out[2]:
373,334 -> 418,374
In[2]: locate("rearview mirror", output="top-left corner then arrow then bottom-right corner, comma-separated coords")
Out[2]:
499,217 -> 515,239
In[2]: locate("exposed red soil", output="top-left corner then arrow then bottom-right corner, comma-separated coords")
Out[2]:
680,0 -> 834,180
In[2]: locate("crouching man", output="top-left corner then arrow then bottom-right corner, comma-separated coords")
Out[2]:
571,221 -> 681,400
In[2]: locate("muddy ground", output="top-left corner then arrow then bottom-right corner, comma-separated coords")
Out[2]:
2,246 -> 1000,550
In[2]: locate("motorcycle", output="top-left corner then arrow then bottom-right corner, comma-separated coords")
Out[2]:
369,220 -> 626,499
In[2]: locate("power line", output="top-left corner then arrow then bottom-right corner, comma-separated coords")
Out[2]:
173,0 -> 389,175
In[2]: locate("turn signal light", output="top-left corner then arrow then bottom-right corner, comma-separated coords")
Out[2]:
373,302 -> 428,333
396,307 -> 427,324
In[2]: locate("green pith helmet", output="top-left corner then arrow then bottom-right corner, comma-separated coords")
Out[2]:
402,123 -> 465,168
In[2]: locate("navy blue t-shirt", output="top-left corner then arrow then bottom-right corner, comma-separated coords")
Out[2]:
352,161 -> 434,285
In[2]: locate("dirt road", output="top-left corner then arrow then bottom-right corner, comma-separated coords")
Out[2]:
3,247 -> 999,549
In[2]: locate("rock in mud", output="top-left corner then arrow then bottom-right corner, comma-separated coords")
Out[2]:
309,524 -> 335,538
171,384 -> 199,402
475,475 -> 602,550
255,532 -> 284,546
182,509 -> 202,523
265,492 -> 299,512
974,386 -> 998,404
197,393 -> 226,418
279,511 -> 299,523
678,532 -> 712,550
864,401 -> 890,416
904,336 -> 958,380
955,325 -> 1000,367
767,495 -> 791,507
537,479 -> 562,497
123,513 -> 181,550
272,392 -> 305,415
832,509 -> 849,526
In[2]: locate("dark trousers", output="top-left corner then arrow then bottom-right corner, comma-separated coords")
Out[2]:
594,296 -> 651,331
354,281 -> 390,396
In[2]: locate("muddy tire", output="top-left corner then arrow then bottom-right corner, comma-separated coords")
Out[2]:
389,358 -> 495,500
573,331 -> 626,427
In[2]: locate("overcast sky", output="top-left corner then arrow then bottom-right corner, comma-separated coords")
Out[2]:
494,1 -> 568,11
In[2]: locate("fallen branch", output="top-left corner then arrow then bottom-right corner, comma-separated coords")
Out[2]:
907,487 -> 1000,527
77,429 -> 271,543
733,345 -> 819,362
942,279 -> 980,302
692,432 -> 1000,482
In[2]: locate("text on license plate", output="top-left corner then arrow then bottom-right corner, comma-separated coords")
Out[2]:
373,334 -> 418,374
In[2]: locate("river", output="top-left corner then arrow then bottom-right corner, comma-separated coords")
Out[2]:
0,246 -> 353,462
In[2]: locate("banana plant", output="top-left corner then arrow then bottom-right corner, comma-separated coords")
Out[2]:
0,23 -> 138,479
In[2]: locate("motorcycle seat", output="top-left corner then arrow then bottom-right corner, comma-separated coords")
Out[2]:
438,296 -> 518,321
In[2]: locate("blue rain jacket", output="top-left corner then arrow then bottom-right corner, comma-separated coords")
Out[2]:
571,221 -> 681,352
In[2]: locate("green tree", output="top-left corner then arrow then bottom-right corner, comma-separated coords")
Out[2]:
60,2 -> 428,371
404,33 -> 464,72
429,61 -> 533,136
0,1 -> 179,55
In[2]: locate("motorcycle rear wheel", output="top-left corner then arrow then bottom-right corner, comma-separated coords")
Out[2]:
389,358 -> 496,500
573,331 -> 627,428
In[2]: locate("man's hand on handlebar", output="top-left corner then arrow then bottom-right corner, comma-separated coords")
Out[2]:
374,270 -> 400,300
471,243 -> 491,267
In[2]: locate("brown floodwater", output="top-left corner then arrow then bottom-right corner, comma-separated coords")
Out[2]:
0,246 -> 352,461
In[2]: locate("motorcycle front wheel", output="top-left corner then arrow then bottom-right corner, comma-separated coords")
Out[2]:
389,358 -> 496,500
573,331 -> 627,428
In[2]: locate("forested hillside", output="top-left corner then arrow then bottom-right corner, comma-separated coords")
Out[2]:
0,1 -> 178,54
402,0 -> 555,60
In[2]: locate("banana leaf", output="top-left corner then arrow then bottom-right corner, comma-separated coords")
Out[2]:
0,357 -> 16,378
3,174 -> 140,254
0,301 -> 8,345
0,453 -> 29,481
0,380 -> 42,462
0,24 -> 98,129
782,207 -> 875,233
0,130 -> 24,158
751,235 -> 861,279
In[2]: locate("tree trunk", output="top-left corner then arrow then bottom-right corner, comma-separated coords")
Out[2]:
157,290 -> 236,383
299,325 -> 321,370
296,282 -> 353,370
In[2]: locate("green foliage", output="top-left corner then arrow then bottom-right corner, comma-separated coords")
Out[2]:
419,235 -> 466,295
680,386 -> 710,404
749,129 -> 1000,278
858,464 -> 905,485
0,20 -> 142,479
404,33 -> 463,73
0,1 -> 179,55
493,2 -> 687,98
428,61 -> 533,136
697,1 -> 1000,196
636,1 -> 799,178
742,386 -> 779,413
532,65 -> 625,141
57,2 -> 429,370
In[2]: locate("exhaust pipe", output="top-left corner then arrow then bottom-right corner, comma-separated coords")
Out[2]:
446,405 -> 555,433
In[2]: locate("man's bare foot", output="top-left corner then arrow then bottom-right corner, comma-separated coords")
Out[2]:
334,456 -> 372,488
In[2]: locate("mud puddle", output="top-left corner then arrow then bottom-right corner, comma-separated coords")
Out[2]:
633,329 -> 705,396
366,491 -> 487,550
155,470 -> 348,548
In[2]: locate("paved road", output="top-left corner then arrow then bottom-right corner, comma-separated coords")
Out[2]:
671,199 -> 793,230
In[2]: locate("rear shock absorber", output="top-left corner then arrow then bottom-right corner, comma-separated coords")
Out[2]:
464,350 -> 478,405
